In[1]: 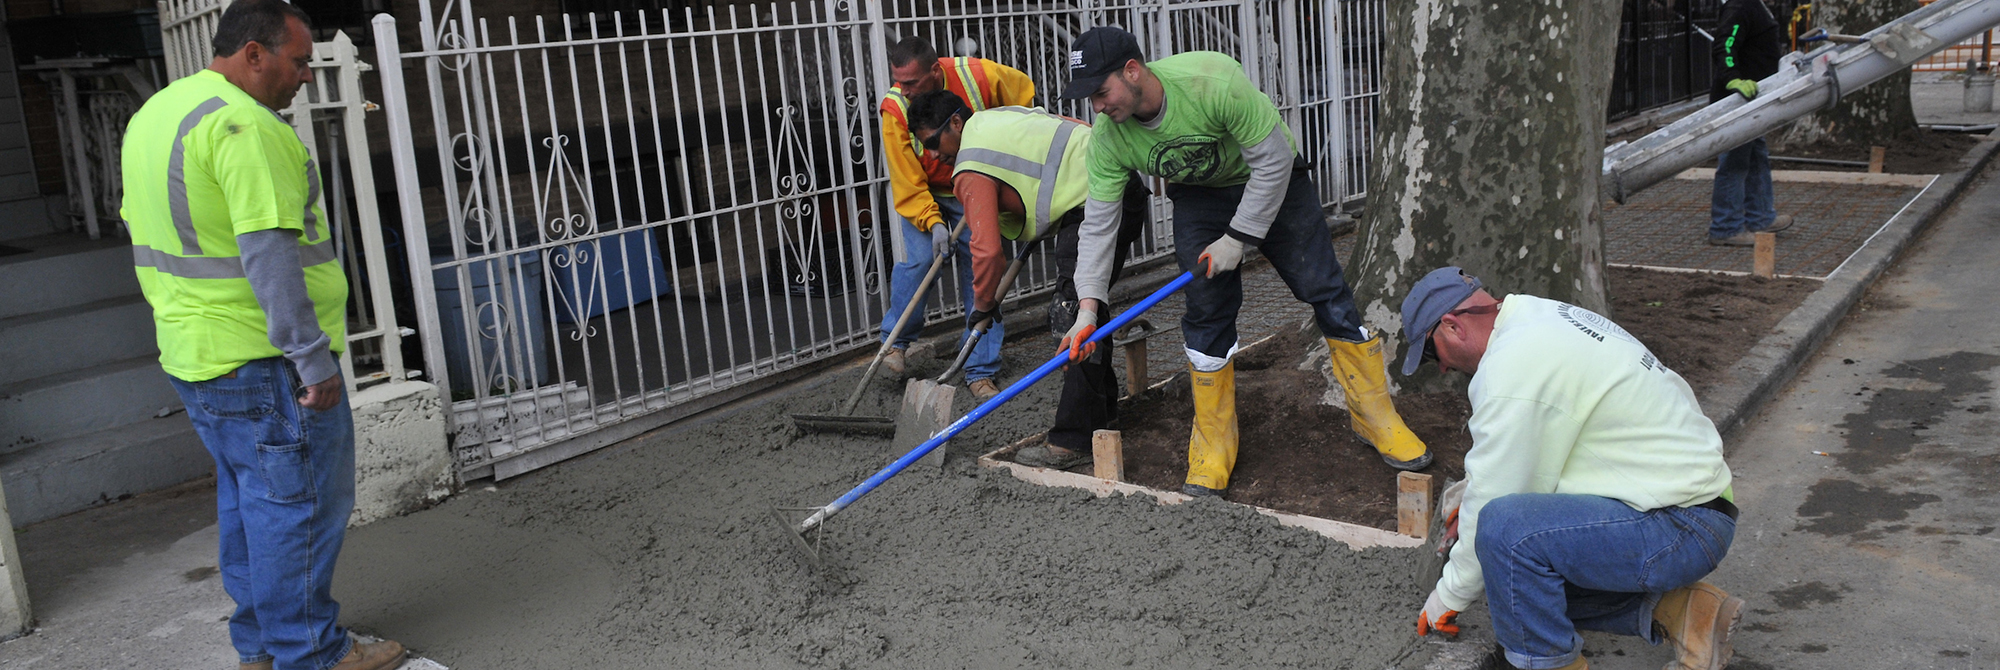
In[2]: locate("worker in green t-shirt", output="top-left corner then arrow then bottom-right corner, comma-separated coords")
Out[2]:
1054,27 -> 1431,498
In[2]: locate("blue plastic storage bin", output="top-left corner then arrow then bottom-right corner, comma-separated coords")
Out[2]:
548,227 -> 675,324
433,251 -> 549,395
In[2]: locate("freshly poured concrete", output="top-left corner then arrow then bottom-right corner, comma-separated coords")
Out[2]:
328,341 -> 1439,668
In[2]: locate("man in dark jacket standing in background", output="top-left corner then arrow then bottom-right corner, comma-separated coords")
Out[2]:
1707,0 -> 1792,247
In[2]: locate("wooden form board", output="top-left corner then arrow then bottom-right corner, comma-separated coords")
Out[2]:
979,435 -> 1424,551
1673,167 -> 1935,187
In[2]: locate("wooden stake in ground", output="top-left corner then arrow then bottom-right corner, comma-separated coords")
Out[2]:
1122,335 -> 1148,398
1092,430 -> 1124,482
1754,232 -> 1777,278
1397,472 -> 1433,539
1869,145 -> 1887,173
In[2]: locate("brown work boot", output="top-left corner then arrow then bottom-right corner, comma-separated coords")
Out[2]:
332,638 -> 406,670
1706,232 -> 1755,247
968,378 -> 1000,400
1652,581 -> 1744,670
1554,656 -> 1590,669
240,661 -> 273,670
878,348 -> 907,378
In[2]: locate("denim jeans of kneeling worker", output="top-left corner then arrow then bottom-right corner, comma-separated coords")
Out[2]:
881,196 -> 1004,382
170,357 -> 356,670
1475,493 -> 1736,670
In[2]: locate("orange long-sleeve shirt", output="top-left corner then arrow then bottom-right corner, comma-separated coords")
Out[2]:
878,57 -> 1034,232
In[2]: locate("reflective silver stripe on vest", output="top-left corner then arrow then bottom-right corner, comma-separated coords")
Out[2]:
298,238 -> 337,267
955,148 -> 1039,176
1034,122 -> 1078,235
133,245 -> 244,279
134,239 -> 336,279
168,97 -> 231,256
301,158 -> 322,242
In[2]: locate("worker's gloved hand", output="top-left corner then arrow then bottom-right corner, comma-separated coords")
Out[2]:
1436,479 -> 1468,556
931,223 -> 955,258
1059,306 -> 1099,362
966,305 -> 999,331
1726,78 -> 1758,101
1198,236 -> 1246,277
1416,589 -> 1462,637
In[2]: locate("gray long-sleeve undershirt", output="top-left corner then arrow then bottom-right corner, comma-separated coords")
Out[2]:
1070,122 -> 1297,305
239,228 -> 338,386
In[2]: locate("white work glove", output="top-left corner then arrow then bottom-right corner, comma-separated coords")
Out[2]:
1058,305 -> 1099,362
1436,479 -> 1467,557
931,223 -> 954,258
1198,235 -> 1246,277
1416,588 -> 1461,637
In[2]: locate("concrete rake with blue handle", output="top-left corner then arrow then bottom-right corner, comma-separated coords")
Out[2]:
773,271 -> 1197,564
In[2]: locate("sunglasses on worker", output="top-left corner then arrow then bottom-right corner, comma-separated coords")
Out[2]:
914,108 -> 968,151
1421,303 -> 1501,364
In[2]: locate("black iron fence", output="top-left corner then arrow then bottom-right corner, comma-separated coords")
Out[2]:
1609,0 -> 1807,121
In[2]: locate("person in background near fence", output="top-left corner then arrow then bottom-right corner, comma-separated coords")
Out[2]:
1056,27 -> 1431,497
1402,267 -> 1742,670
119,1 -> 405,669
1707,0 -> 1793,247
875,36 -> 1035,399
905,89 -> 1149,469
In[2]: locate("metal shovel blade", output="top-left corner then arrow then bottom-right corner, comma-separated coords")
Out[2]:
893,379 -> 956,470
789,413 -> 897,436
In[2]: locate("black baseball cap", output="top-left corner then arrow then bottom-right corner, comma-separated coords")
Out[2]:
1059,27 -> 1145,100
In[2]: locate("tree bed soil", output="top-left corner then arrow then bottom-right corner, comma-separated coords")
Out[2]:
1010,265 -> 1819,530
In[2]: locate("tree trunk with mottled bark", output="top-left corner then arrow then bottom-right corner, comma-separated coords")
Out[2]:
1786,0 -> 1922,145
1342,0 -> 1621,386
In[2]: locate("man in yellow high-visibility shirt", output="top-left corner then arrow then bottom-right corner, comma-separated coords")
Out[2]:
120,1 -> 403,668
875,36 -> 1034,399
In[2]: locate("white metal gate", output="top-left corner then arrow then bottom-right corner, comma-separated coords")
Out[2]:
371,0 -> 1384,480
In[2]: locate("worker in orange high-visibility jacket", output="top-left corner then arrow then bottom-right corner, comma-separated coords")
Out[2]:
873,35 -> 1033,400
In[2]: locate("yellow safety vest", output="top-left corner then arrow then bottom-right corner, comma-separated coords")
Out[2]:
951,106 -> 1093,242
120,70 -> 347,383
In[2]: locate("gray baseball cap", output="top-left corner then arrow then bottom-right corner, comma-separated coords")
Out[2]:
1399,266 -> 1484,376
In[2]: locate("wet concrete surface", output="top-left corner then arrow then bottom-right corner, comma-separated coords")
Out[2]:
1574,160 -> 2000,668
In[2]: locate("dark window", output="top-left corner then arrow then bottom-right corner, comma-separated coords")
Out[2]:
292,0 -> 390,44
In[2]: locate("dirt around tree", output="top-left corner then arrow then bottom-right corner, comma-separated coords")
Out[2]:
1020,266 -> 1818,528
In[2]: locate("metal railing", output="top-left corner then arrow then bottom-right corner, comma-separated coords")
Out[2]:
159,0 -> 226,81
372,0 -> 1387,479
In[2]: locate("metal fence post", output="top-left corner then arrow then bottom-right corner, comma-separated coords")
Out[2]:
373,14 -> 454,405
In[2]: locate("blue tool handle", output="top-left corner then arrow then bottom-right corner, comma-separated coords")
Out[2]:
809,271 -> 1197,524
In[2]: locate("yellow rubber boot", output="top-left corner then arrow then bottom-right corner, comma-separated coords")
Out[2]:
1326,335 -> 1432,471
1652,581 -> 1744,670
1183,361 -> 1238,496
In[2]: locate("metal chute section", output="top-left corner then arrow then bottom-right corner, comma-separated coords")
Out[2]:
1602,0 -> 2000,204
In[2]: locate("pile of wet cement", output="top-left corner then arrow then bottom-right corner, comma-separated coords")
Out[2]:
334,339 -> 1439,668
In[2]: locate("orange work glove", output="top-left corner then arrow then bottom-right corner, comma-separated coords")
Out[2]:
1058,305 -> 1099,362
1416,588 -> 1461,637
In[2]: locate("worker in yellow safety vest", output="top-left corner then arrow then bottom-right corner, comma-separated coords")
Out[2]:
119,0 -> 404,668
904,90 -> 1149,470
874,36 -> 1034,399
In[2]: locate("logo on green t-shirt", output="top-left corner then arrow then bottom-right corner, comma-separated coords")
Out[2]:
1146,135 -> 1225,183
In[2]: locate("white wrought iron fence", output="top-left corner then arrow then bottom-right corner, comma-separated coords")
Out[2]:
160,0 -> 227,81
372,0 -> 1384,480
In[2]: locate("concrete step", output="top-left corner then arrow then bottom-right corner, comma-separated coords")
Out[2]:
0,295 -> 157,386
0,234 -> 138,320
0,356 -> 182,448
1,416 -> 210,527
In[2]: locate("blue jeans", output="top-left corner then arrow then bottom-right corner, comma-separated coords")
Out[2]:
170,358 -> 356,670
1476,493 -> 1736,670
881,197 -> 1004,382
1710,138 -> 1775,238
1169,169 -> 1366,359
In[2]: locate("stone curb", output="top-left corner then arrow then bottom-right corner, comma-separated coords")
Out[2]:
1432,138 -> 2000,670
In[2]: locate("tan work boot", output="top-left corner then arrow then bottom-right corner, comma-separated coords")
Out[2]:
878,347 -> 907,378
1325,335 -> 1431,470
240,661 -> 273,670
968,378 -> 1000,400
332,637 -> 407,670
1652,581 -> 1744,670
1554,656 -> 1590,670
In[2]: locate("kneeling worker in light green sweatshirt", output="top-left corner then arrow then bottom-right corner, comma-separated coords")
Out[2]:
1403,266 -> 1741,670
